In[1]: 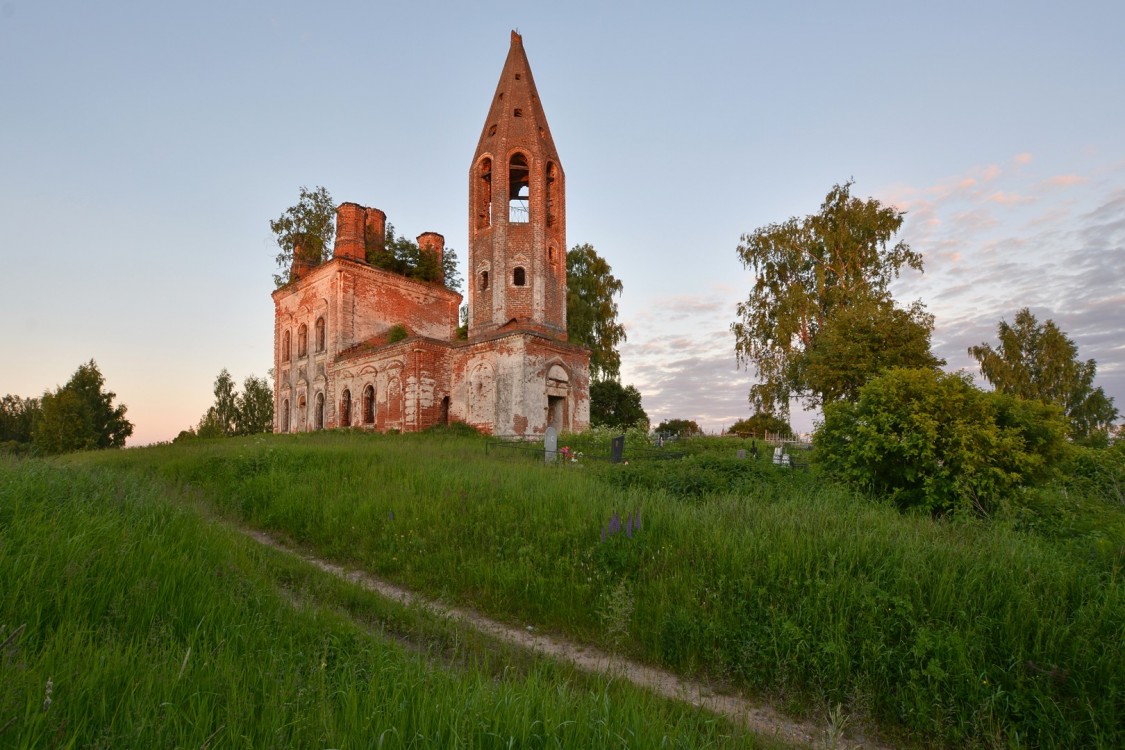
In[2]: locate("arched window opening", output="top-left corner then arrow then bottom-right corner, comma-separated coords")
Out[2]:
363,385 -> 375,425
315,392 -> 325,430
297,394 -> 307,432
282,399 -> 290,432
480,270 -> 489,291
282,330 -> 291,361
546,162 -> 558,227
440,396 -> 450,426
315,317 -> 325,353
298,324 -> 308,358
513,267 -> 526,286
341,389 -> 351,427
509,153 -> 529,223
476,158 -> 492,229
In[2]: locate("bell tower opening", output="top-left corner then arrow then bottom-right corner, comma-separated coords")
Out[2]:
509,153 -> 529,223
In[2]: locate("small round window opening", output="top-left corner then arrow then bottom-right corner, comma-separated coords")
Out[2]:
513,267 -> 526,286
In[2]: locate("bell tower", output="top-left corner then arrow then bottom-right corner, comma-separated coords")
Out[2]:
468,31 -> 567,339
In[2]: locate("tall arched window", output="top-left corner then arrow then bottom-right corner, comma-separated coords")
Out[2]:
315,392 -> 325,430
282,398 -> 290,432
298,324 -> 308,357
509,153 -> 529,223
282,330 -> 291,361
363,385 -> 375,425
341,389 -> 351,427
513,267 -> 526,286
315,317 -> 325,353
476,157 -> 492,230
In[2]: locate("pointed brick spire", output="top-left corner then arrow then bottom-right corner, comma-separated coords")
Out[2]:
473,30 -> 559,166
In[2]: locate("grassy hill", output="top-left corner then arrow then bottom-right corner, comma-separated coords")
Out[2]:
3,429 -> 1123,747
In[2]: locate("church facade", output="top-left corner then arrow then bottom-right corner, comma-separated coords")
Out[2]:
271,32 -> 590,436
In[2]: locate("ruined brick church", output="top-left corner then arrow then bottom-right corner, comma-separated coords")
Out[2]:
272,32 -> 590,436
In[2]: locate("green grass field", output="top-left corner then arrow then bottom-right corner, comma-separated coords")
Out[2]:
3,429 -> 1123,747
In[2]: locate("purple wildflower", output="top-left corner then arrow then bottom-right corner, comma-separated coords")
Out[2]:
609,512 -> 621,535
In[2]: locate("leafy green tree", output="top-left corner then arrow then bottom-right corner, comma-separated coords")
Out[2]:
32,360 -> 133,454
210,369 -> 239,436
726,412 -> 793,439
803,297 -> 944,406
188,369 -> 274,438
816,368 -> 1068,515
271,185 -> 336,287
590,380 -> 648,430
969,308 -> 1118,442
732,181 -> 926,415
655,419 -> 702,438
567,243 -> 626,381
235,374 -> 275,435
0,395 -> 40,446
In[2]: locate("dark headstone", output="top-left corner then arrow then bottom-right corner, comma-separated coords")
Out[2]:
610,434 -> 625,464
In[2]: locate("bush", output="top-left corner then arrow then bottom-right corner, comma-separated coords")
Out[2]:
387,324 -> 408,343
816,368 -> 1069,515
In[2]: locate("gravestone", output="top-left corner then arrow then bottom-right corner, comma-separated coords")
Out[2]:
736,449 -> 746,460
544,426 -> 558,464
610,434 -> 625,464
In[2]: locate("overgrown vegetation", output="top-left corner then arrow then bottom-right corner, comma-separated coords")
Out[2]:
59,429 -> 1125,748
816,368 -> 1070,515
0,457 -> 757,748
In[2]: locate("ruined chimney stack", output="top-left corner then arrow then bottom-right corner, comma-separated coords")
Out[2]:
417,232 -> 445,284
290,235 -> 317,282
333,203 -> 367,261
365,208 -> 387,259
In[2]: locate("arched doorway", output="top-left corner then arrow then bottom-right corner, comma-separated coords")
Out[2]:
546,364 -> 569,432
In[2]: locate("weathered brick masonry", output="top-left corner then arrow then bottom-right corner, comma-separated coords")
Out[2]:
272,31 -> 590,436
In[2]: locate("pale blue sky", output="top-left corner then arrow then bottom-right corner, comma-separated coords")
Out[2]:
2,1 -> 1122,443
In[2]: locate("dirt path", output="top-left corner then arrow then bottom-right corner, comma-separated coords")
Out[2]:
244,529 -> 892,749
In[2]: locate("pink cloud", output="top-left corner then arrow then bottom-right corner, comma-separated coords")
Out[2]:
1046,174 -> 1085,187
981,164 -> 1002,181
986,191 -> 1033,206
1012,152 -> 1033,167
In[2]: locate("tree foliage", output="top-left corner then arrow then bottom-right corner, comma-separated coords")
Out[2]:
816,368 -> 1069,515
1,395 -> 40,449
726,412 -> 793,439
369,224 -> 463,293
590,380 -> 648,430
236,374 -> 275,435
271,186 -> 336,287
803,297 -> 943,407
180,370 -> 274,440
32,360 -> 133,455
732,181 -> 927,414
654,419 -> 702,438
567,243 -> 626,381
969,308 -> 1118,442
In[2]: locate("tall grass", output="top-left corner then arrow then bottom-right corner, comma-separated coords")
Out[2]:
0,457 -> 764,748
70,430 -> 1125,748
